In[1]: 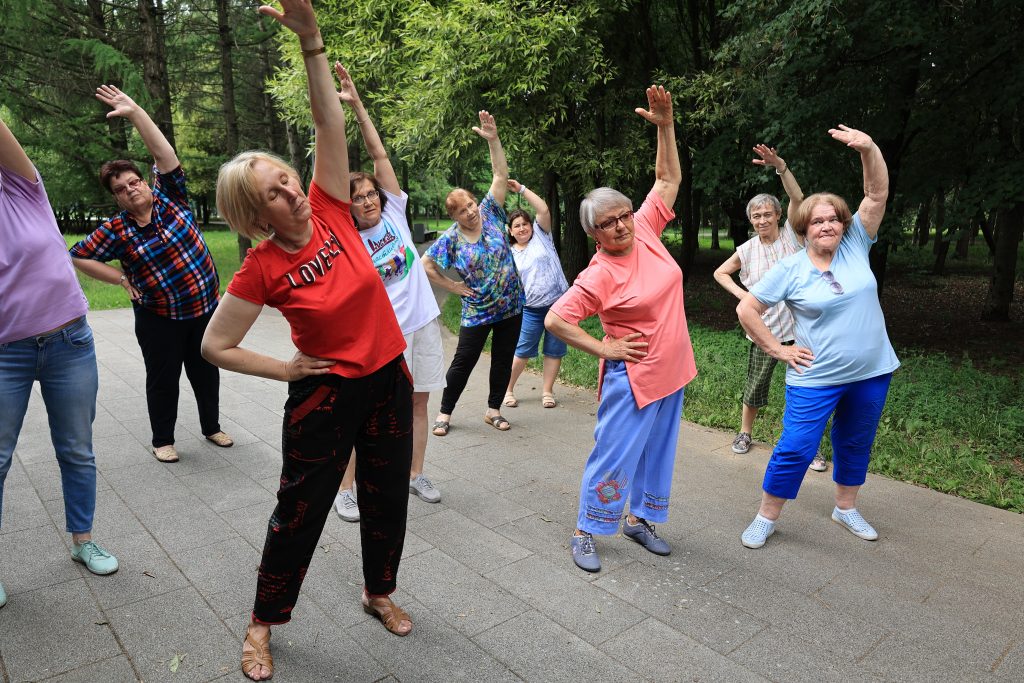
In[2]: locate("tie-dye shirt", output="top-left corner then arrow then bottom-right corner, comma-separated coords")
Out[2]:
426,193 -> 524,327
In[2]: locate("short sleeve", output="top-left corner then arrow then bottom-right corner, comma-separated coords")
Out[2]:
382,188 -> 409,214
480,192 -> 507,230
550,267 -> 604,325
225,249 -> 268,305
750,259 -> 792,307
69,222 -> 123,263
0,164 -> 46,202
632,190 -> 675,239
844,212 -> 874,251
426,228 -> 456,270
153,165 -> 188,206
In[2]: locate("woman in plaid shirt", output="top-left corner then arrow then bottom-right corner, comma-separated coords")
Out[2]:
70,87 -> 231,464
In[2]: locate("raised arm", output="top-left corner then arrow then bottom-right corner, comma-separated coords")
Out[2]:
261,0 -> 348,200
473,111 -> 508,204
95,85 -> 178,173
508,179 -> 551,232
636,85 -> 680,208
752,144 -> 804,229
713,252 -> 747,301
829,125 -> 888,238
335,62 -> 399,195
737,293 -> 813,373
0,117 -> 36,180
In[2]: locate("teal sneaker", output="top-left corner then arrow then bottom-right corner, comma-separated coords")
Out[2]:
0,580 -> 7,608
71,540 -> 119,575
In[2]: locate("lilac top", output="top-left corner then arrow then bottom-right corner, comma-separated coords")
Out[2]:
0,164 -> 88,344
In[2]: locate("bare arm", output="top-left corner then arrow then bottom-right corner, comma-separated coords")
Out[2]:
261,0 -> 348,201
752,144 -> 804,229
736,293 -> 813,373
0,117 -> 36,180
335,62 -> 400,195
95,85 -> 178,173
421,254 -> 474,297
829,125 -> 888,238
201,293 -> 336,381
544,310 -> 648,362
636,86 -> 680,209
473,111 -> 508,204
713,252 -> 747,301
72,257 -> 141,300
508,179 -> 551,232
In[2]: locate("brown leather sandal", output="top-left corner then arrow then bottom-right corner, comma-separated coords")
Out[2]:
241,627 -> 274,680
362,595 -> 413,636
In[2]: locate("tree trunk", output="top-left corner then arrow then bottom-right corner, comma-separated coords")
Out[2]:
215,0 -> 250,259
678,145 -> 698,284
559,180 -> 590,282
137,0 -> 175,148
978,210 -> 996,254
982,201 -> 1024,321
932,190 -> 950,275
914,201 -> 930,247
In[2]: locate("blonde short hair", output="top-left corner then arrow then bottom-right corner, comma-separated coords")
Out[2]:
216,151 -> 300,240
792,192 -> 853,237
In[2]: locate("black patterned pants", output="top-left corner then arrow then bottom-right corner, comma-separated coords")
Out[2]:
252,355 -> 412,625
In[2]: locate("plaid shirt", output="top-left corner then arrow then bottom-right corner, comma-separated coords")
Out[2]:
70,166 -> 219,320
737,221 -> 800,341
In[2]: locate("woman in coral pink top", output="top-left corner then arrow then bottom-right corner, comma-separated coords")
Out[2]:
546,86 -> 696,573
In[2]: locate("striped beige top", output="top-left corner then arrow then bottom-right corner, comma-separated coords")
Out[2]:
737,221 -> 800,342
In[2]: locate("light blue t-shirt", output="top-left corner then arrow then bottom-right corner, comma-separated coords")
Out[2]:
751,212 -> 900,387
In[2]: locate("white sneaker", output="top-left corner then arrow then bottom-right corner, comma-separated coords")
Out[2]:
334,489 -> 359,522
809,454 -> 828,472
741,516 -> 776,549
831,507 -> 878,541
409,474 -> 441,503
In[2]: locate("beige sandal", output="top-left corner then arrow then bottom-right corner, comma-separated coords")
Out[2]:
205,431 -> 234,447
542,392 -> 556,408
152,445 -> 179,463
502,391 -> 519,407
241,627 -> 274,680
362,595 -> 413,636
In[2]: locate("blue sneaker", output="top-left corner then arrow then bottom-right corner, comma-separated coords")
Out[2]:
71,540 -> 119,575
741,516 -> 776,549
831,507 -> 878,541
0,580 -> 7,608
622,517 -> 671,556
570,532 -> 601,572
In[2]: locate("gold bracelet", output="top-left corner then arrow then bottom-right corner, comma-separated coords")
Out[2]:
301,45 -> 325,58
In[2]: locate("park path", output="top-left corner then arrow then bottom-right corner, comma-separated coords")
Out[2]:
0,305 -> 1021,682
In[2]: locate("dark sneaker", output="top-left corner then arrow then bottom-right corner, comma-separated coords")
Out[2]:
831,507 -> 878,541
732,432 -> 752,454
622,517 -> 671,556
570,532 -> 601,572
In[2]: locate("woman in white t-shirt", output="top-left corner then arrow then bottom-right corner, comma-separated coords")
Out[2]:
331,63 -> 447,521
503,179 -> 570,408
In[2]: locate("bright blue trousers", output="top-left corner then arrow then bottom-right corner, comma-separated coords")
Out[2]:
764,373 -> 893,500
577,360 -> 684,535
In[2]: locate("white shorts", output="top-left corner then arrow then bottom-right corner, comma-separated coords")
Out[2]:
403,318 -> 447,393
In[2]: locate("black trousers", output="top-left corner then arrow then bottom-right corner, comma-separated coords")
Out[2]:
252,356 -> 413,625
133,305 -> 221,447
439,313 -> 522,414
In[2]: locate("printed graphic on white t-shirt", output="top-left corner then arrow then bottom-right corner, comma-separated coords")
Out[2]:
364,219 -> 416,287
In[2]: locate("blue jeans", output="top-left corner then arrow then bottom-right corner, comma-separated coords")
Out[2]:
0,317 -> 98,533
514,305 -> 567,359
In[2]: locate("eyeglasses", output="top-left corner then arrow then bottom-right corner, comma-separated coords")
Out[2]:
821,270 -> 844,295
594,210 -> 634,232
112,177 -> 144,196
810,216 -> 842,227
352,190 -> 380,205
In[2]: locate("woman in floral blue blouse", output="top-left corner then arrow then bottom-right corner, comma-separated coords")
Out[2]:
422,111 -> 524,435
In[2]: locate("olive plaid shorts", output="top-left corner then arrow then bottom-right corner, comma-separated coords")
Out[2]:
742,341 -> 793,408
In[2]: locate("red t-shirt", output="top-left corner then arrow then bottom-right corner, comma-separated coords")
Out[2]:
227,181 -> 405,378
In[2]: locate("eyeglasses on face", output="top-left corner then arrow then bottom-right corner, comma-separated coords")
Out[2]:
595,210 -> 634,232
112,177 -> 144,196
821,270 -> 844,295
352,190 -> 380,205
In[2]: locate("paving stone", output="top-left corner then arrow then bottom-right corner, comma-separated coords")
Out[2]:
101,461 -> 192,508
0,579 -> 121,682
173,536 -> 261,598
0,526 -> 82,595
81,531 -> 190,610
91,431 -> 156,472
178,464 -> 275,513
107,586 -> 238,683
437,476 -> 533,529
43,655 -> 139,682
727,626 -> 882,682
133,493 -> 238,553
407,509 -> 532,574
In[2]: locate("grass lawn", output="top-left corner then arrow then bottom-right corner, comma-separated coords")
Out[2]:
441,295 -> 1024,513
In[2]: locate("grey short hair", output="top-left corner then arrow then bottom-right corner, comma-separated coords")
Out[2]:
580,187 -> 633,236
746,193 -> 782,220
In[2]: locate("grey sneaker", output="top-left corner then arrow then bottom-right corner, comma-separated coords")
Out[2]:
831,507 -> 878,541
741,516 -> 776,549
334,489 -> 359,522
409,474 -> 441,503
570,532 -> 601,572
0,580 -> 6,608
71,540 -> 119,575
809,454 -> 828,472
622,517 -> 671,555
732,432 -> 752,454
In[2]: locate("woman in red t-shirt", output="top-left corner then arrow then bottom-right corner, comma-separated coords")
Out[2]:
200,2 -> 412,680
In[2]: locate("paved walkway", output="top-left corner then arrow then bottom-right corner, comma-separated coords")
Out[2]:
1,306 -> 1022,682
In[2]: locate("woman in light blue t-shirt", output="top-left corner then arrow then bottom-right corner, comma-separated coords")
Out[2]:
735,125 -> 899,550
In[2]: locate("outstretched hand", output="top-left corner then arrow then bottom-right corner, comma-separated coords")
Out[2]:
752,144 -> 785,171
471,110 -> 498,141
829,124 -> 873,153
258,0 -> 318,38
334,62 -> 360,106
634,85 -> 673,127
95,85 -> 139,119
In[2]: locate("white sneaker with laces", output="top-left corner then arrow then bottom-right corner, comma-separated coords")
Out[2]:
334,489 -> 359,522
